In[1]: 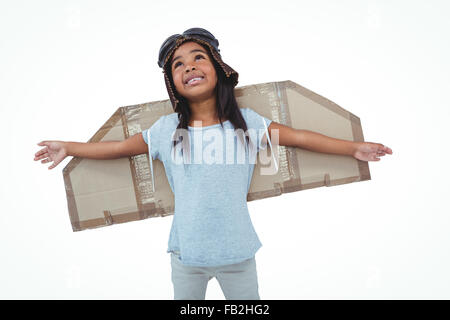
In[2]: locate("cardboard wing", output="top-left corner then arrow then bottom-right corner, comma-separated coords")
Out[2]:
63,80 -> 370,232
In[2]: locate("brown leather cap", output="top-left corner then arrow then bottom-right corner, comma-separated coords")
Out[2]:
158,28 -> 239,109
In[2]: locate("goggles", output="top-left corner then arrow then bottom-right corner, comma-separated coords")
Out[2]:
158,27 -> 221,69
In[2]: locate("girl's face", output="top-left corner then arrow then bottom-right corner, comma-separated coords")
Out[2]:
170,41 -> 218,103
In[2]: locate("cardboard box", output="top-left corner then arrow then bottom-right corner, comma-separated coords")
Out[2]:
63,80 -> 370,231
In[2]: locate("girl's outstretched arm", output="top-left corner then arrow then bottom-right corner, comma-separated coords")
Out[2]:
266,121 -> 393,162
34,133 -> 148,170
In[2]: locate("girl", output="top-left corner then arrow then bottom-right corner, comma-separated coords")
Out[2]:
34,27 -> 393,300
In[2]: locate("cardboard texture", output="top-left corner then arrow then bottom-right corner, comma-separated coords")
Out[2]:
63,80 -> 370,232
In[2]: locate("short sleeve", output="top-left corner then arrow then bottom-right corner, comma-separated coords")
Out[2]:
141,116 -> 164,161
243,108 -> 273,151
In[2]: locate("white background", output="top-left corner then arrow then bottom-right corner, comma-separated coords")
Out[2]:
1,0 -> 449,299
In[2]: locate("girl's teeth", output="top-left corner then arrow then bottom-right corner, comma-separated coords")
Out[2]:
188,77 -> 203,84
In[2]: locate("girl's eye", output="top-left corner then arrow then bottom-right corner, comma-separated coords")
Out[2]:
173,55 -> 205,69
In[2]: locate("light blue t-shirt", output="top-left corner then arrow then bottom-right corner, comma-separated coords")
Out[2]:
142,108 -> 273,267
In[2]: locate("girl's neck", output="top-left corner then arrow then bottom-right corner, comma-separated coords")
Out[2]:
188,97 -> 227,127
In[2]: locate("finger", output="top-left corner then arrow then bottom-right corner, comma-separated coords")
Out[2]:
34,152 -> 49,161
35,148 -> 48,157
37,141 -> 48,146
380,145 -> 392,154
35,151 -> 48,157
49,160 -> 59,170
378,146 -> 392,156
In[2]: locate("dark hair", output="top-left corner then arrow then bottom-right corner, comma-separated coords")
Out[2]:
167,41 -> 253,163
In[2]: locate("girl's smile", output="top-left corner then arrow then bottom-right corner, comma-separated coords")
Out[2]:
185,76 -> 205,87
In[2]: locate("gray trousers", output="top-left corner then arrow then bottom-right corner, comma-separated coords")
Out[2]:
170,252 -> 260,300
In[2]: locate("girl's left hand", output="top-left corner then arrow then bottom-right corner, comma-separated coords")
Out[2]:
353,142 -> 393,162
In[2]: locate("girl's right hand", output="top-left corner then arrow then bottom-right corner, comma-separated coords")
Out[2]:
34,141 -> 68,170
